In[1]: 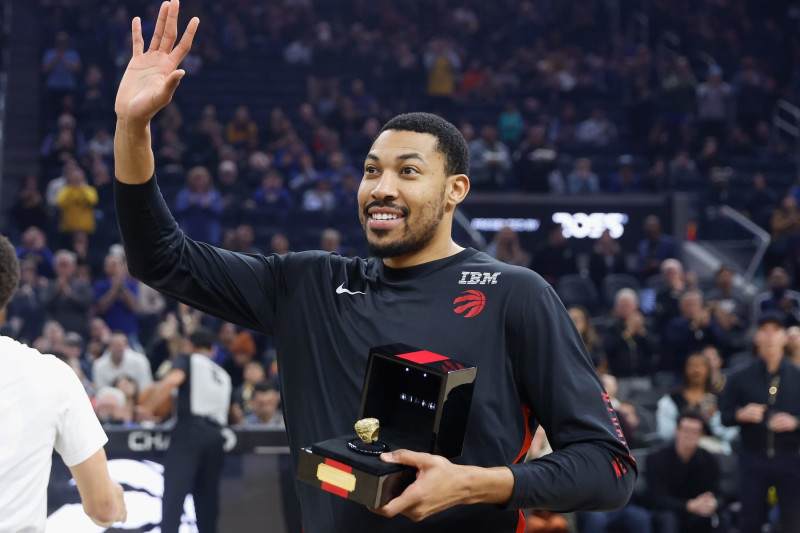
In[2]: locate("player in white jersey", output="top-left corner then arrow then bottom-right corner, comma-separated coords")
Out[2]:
139,327 -> 231,533
0,234 -> 127,531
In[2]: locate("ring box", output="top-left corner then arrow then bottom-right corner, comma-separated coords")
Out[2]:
296,343 -> 477,508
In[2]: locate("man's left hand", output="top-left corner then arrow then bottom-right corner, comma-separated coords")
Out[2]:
371,449 -> 514,522
371,450 -> 469,521
769,412 -> 799,433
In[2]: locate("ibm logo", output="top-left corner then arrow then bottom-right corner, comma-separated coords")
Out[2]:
458,272 -> 501,285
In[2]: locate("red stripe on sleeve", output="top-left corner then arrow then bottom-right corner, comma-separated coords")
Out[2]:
513,404 -> 533,464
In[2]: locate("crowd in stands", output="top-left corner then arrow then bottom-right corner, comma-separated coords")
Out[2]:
4,0 -> 800,531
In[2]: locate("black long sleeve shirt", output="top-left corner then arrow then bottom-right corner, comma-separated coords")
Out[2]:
645,443 -> 720,512
114,176 -> 636,533
719,358 -> 800,455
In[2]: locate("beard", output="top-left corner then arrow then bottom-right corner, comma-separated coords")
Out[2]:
364,188 -> 446,259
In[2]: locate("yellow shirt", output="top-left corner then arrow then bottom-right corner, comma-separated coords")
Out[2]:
428,56 -> 456,97
55,184 -> 98,233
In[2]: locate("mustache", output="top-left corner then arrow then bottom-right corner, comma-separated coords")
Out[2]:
363,201 -> 409,217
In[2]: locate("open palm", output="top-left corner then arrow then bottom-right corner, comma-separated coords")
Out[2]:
115,0 -> 199,125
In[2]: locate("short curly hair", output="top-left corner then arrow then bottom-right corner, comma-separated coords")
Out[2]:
379,112 -> 470,176
0,235 -> 20,310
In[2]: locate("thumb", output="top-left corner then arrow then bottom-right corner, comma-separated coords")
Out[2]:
381,448 -> 428,467
160,69 -> 186,102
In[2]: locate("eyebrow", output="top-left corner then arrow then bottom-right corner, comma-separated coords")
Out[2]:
365,152 -> 427,164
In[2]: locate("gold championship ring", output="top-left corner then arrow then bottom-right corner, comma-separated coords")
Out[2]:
354,418 -> 380,444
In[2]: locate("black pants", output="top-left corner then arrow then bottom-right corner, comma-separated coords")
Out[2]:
738,450 -> 800,533
162,418 -> 225,533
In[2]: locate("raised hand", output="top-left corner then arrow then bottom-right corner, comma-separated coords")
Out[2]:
115,0 -> 199,126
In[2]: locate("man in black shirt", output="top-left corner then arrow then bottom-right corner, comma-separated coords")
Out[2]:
112,3 -> 636,531
646,411 -> 721,533
719,311 -> 800,533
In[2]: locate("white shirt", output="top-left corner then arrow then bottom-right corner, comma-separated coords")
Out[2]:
92,347 -> 153,389
0,336 -> 108,533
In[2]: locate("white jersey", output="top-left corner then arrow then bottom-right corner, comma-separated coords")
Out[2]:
0,336 -> 108,533
174,353 -> 232,426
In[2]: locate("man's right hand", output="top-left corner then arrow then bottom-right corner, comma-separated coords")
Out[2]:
114,0 -> 198,184
735,403 -> 767,424
114,0 -> 198,127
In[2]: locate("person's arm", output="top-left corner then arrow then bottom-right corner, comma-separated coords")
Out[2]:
655,394 -> 678,440
140,365 -> 185,417
94,281 -> 121,314
117,280 -> 139,312
53,357 -> 126,526
113,2 -> 283,333
68,448 -> 127,527
718,373 -> 740,427
501,285 -> 636,511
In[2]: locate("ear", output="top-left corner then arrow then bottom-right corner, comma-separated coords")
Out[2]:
446,174 -> 470,208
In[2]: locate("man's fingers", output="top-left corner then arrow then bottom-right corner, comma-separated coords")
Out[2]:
159,0 -> 181,53
131,17 -> 144,56
170,17 -> 200,66
148,1 -> 169,52
377,487 -> 419,518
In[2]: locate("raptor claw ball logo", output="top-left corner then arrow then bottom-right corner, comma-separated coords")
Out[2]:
453,290 -> 486,318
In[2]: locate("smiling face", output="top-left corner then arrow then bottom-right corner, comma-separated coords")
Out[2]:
358,129 -> 468,267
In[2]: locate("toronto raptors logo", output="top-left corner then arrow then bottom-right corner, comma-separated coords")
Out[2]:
453,290 -> 486,317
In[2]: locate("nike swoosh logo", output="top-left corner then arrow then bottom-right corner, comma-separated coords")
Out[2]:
336,283 -> 366,295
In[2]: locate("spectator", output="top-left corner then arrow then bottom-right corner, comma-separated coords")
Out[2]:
663,290 -> 729,375
604,293 -> 655,382
244,379 -> 284,427
225,105 -> 258,150
660,57 -> 697,125
61,332 -> 93,393
575,108 -> 618,146
636,216 -> 680,280
588,230 -> 627,289
6,259 -> 46,344
10,174 -> 48,236
720,311 -> 800,533
319,228 -> 341,254
231,361 -> 267,424
270,233 -> 290,255
512,125 -> 563,194
15,227 -> 54,279
175,166 -> 224,245
93,253 -> 139,343
41,249 -> 92,340
423,37 -> 460,110
646,411 -> 722,533
223,330 -> 257,389
55,164 -> 98,237
41,32 -> 81,114
669,150 -> 700,192
701,345 -> 727,395
706,264 -> 748,349
302,178 -> 336,212
607,155 -> 641,193
250,169 -> 292,218
530,223 -> 578,286
654,258 -> 687,331
656,352 -> 737,454
568,305 -> 604,368
94,386 -> 132,425
766,195 -> 800,272
485,227 -> 530,267
566,158 -> 600,194
92,331 -> 152,390
497,101 -> 524,144
469,125 -> 512,190
112,375 -> 140,424
751,267 -> 800,327
744,173 -> 778,230
696,65 -> 732,142
41,115 -> 86,172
